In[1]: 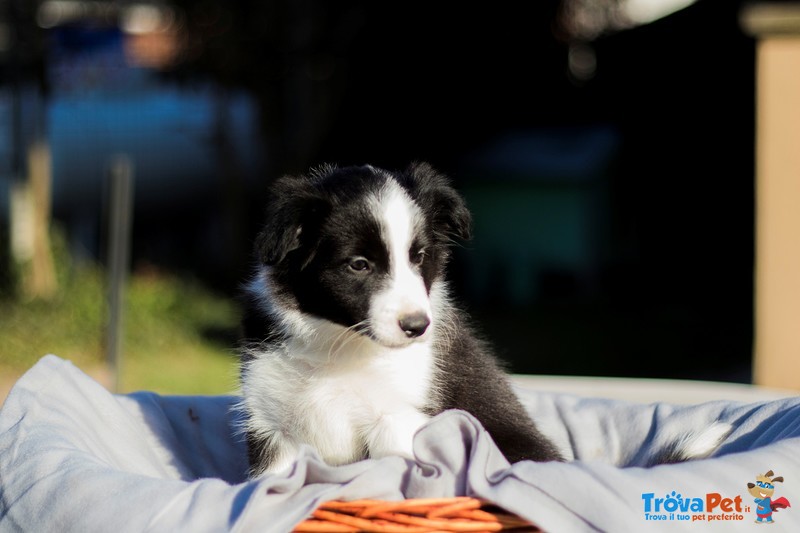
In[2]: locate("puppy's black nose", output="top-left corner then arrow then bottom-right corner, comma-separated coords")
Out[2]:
399,313 -> 430,338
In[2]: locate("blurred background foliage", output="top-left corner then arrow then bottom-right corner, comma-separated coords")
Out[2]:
0,228 -> 238,394
0,0 -> 763,396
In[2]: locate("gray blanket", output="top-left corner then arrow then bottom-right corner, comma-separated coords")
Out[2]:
1,355 -> 799,532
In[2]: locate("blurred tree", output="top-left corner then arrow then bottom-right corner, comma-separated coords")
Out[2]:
167,0 -> 361,178
161,0 -> 364,284
2,0 -> 56,299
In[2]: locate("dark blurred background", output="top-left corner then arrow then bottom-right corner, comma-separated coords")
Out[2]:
0,0 -> 760,385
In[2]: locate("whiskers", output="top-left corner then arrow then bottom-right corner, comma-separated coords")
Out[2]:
326,320 -> 371,360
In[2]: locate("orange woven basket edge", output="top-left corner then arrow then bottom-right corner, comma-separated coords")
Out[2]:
293,497 -> 542,532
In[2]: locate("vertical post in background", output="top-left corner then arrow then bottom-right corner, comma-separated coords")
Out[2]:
106,155 -> 134,393
27,139 -> 57,299
741,4 -> 800,391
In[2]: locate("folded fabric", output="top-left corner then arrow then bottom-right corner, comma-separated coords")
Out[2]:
1,355 -> 798,532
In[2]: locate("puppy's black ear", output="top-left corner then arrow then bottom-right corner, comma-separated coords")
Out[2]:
406,161 -> 472,242
255,174 -> 328,267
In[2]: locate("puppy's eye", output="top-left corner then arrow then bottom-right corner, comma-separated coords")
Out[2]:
348,257 -> 370,272
411,249 -> 426,266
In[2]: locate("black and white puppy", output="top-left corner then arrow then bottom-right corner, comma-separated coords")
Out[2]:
238,162 -> 563,476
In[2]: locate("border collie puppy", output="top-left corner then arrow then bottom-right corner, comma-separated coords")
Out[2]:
238,162 -> 562,476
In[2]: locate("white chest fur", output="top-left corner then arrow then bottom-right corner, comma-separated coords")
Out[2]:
241,333 -> 437,473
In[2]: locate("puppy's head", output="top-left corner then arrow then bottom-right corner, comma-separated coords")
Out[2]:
252,162 -> 470,348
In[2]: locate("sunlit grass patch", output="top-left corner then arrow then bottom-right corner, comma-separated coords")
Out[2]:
1,257 -> 240,396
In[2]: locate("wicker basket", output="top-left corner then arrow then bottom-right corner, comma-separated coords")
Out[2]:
294,497 -> 541,532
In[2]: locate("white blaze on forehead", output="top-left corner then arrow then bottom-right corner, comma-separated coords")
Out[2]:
381,185 -> 417,259
368,180 -> 432,345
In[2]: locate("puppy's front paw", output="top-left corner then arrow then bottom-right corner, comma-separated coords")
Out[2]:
366,411 -> 430,461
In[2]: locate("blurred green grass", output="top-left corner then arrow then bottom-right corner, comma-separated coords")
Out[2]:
1,253 -> 240,396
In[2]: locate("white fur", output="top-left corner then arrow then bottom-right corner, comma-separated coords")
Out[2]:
241,267 -> 449,475
240,178 -> 459,475
367,183 -> 432,347
244,268 -> 317,341
240,319 -> 439,474
670,421 -> 732,461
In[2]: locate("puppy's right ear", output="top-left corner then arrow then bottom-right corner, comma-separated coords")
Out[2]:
255,174 -> 328,267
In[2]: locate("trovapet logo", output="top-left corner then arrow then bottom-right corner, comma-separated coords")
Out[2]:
641,468 -> 792,524
746,470 -> 791,524
642,491 -> 748,523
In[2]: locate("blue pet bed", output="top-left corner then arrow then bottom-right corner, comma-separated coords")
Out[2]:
1,355 -> 798,531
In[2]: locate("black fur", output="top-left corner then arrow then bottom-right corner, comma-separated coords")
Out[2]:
429,311 -> 563,462
241,162 -> 562,473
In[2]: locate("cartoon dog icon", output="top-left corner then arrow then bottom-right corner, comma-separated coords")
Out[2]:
747,470 -> 791,524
